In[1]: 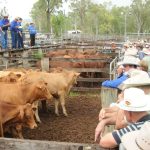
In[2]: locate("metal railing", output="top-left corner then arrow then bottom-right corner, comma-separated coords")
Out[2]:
109,56 -> 118,80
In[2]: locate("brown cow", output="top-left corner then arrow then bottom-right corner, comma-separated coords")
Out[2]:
19,69 -> 80,122
0,79 -> 52,125
0,102 -> 37,138
0,80 -> 52,104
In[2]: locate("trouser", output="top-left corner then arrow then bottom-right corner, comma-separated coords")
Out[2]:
0,30 -> 8,49
11,31 -> 17,49
17,32 -> 24,48
30,34 -> 35,46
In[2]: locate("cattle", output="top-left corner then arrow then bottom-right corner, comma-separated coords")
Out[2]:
0,102 -> 37,138
19,69 -> 80,122
0,79 -> 52,127
0,72 -> 21,82
0,70 -> 25,83
0,80 -> 52,104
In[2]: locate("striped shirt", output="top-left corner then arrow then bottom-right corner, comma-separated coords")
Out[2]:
112,114 -> 150,144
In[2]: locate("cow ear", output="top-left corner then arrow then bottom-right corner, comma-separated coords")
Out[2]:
75,73 -> 80,77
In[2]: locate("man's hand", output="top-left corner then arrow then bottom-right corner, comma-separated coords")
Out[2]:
95,120 -> 106,142
99,106 -> 119,121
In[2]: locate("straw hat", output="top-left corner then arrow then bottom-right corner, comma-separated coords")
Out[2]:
118,87 -> 150,111
122,121 -> 150,150
119,70 -> 150,90
124,48 -> 138,56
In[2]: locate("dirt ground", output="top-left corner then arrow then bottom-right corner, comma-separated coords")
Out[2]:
23,93 -> 101,144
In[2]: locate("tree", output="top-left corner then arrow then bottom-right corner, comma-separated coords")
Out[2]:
130,0 -> 150,35
51,11 -> 66,36
69,0 -> 91,31
30,0 -> 64,32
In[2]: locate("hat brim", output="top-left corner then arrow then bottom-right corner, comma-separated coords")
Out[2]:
118,96 -> 150,111
121,131 -> 139,150
119,82 -> 150,90
143,51 -> 150,55
119,61 -> 139,66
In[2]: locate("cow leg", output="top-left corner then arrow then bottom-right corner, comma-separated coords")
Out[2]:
0,122 -> 3,137
32,101 -> 41,123
41,100 -> 47,113
60,95 -> 68,117
12,124 -> 24,139
54,99 -> 60,116
35,108 -> 41,123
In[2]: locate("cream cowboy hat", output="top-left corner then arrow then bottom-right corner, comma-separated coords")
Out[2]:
119,56 -> 140,66
118,70 -> 150,90
122,121 -> 150,150
118,87 -> 150,111
124,48 -> 138,56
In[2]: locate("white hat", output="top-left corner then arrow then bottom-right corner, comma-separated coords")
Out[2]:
143,48 -> 150,55
119,70 -> 150,90
118,87 -> 150,111
124,48 -> 138,56
119,56 -> 140,66
122,121 -> 150,150
123,43 -> 129,48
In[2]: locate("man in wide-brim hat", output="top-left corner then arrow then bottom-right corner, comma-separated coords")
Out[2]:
95,87 -> 150,148
102,56 -> 140,89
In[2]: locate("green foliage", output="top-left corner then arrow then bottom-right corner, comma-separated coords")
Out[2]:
30,0 -> 150,36
33,51 -> 44,59
69,92 -> 80,97
30,0 -> 63,32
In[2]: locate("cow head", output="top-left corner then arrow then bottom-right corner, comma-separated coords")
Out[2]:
35,80 -> 52,101
70,72 -> 80,84
20,103 -> 37,129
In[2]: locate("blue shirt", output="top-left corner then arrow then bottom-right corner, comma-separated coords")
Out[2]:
28,25 -> 37,35
0,18 -> 10,30
10,20 -> 18,32
102,73 -> 128,89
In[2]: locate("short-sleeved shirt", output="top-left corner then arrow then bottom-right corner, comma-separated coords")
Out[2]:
112,114 -> 150,144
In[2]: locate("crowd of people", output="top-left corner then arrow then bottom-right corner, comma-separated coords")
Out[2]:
95,41 -> 150,149
0,13 -> 37,51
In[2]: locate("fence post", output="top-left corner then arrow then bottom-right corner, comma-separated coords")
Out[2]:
22,51 -> 30,68
100,87 -> 118,134
41,57 -> 49,72
3,52 -> 9,69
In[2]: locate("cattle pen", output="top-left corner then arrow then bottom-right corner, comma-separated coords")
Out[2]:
0,39 -> 121,150
0,40 -> 121,92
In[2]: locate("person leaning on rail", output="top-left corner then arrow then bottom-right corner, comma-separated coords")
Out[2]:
101,56 -> 140,89
10,17 -> 19,50
95,87 -> 150,149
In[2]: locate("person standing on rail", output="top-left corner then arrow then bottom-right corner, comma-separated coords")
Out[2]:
0,13 -> 10,50
28,23 -> 37,47
17,17 -> 24,49
10,17 -> 19,50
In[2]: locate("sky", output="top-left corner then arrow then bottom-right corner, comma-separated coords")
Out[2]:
3,0 -> 132,20
6,0 -> 38,20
